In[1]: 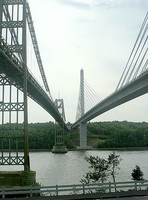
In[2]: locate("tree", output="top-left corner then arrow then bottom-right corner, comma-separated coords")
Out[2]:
107,151 -> 122,191
131,165 -> 144,181
81,152 -> 122,186
80,156 -> 109,184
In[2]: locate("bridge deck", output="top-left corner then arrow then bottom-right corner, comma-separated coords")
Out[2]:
72,69 -> 148,128
0,44 -> 67,130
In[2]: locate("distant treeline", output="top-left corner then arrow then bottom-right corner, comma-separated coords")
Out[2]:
0,122 -> 74,150
87,121 -> 148,148
0,121 -> 148,149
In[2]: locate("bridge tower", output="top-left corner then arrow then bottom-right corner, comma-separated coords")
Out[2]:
52,99 -> 67,153
77,69 -> 92,150
0,0 -> 35,186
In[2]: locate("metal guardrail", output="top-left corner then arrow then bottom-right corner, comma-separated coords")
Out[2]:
0,180 -> 148,199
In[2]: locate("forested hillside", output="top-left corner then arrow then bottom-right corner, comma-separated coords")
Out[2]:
87,121 -> 148,148
1,121 -> 148,149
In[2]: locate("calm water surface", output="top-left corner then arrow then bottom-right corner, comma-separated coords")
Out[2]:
1,150 -> 148,186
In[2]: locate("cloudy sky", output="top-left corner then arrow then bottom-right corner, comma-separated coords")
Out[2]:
27,0 -> 148,123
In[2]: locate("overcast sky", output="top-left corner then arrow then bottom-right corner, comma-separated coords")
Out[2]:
27,0 -> 148,124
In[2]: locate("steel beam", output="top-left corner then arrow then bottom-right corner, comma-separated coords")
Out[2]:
0,45 -> 68,130
0,0 -> 29,170
22,0 -> 30,171
3,0 -> 23,5
2,21 -> 23,28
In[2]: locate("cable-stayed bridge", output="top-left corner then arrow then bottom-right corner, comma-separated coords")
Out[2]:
72,12 -> 148,149
76,69 -> 102,121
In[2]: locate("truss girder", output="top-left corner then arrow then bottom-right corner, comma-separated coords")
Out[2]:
1,2 -> 24,62
0,135 -> 24,165
3,0 -> 23,5
2,21 -> 23,28
0,0 -> 29,167
0,103 -> 24,111
0,45 -> 68,130
0,156 -> 24,165
7,44 -> 23,53
55,99 -> 66,122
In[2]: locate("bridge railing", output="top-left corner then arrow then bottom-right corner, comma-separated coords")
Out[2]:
0,180 -> 148,199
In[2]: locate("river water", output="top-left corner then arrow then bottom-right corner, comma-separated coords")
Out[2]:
1,150 -> 148,186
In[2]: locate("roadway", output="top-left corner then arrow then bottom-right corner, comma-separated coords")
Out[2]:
72,69 -> 148,128
0,41 -> 68,130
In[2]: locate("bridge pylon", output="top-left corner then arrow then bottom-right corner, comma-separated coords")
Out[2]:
76,69 -> 92,150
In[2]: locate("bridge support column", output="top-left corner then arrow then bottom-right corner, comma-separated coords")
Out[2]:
76,69 -> 92,150
80,123 -> 87,147
77,123 -> 92,150
0,0 -> 30,175
52,123 -> 68,153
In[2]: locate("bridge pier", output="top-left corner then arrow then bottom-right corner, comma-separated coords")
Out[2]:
52,123 -> 68,153
0,171 -> 36,187
77,123 -> 92,150
52,145 -> 68,153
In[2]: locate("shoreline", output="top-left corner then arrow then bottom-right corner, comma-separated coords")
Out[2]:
2,147 -> 148,153
29,147 -> 148,152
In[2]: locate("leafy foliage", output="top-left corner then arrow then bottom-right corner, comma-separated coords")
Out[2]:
81,156 -> 109,184
1,121 -> 148,149
131,165 -> 144,181
81,152 -> 121,184
87,121 -> 148,148
0,122 -> 74,150
108,151 -> 122,182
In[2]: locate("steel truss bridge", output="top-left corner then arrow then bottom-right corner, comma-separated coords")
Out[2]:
0,39 -> 67,130
0,0 -> 67,170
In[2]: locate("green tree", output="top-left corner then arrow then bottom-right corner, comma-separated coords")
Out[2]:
80,156 -> 109,184
131,165 -> 144,181
81,152 -> 122,186
108,151 -> 122,191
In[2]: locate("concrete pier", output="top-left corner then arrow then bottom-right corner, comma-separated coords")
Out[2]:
0,171 -> 36,187
80,123 -> 87,147
52,146 -> 68,153
77,123 -> 92,150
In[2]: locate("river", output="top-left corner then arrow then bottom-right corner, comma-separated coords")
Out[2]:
1,150 -> 148,186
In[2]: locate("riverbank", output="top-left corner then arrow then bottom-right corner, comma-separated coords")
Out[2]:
28,147 -> 148,152
2,147 -> 148,153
